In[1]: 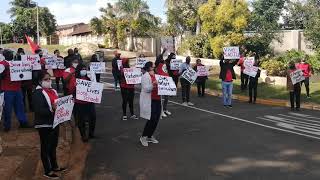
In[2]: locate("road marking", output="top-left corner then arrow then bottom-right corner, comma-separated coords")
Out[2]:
264,115 -> 320,127
278,114 -> 320,124
256,117 -> 320,131
289,112 -> 320,120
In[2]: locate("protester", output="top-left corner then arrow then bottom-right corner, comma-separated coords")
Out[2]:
33,71 -> 66,179
166,53 -> 179,86
90,54 -> 101,82
73,48 -> 83,64
140,62 -> 161,147
287,61 -> 301,111
179,56 -> 193,106
112,51 -> 121,91
63,58 -> 78,95
0,50 -> 29,132
15,48 -> 25,60
194,59 -> 208,97
64,49 -> 74,69
296,57 -> 313,98
248,61 -> 261,104
219,56 -> 239,108
33,49 -> 46,86
237,57 -> 249,91
53,50 -> 65,93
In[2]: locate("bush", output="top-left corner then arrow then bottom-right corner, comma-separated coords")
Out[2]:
243,36 -> 271,59
309,50 -> 320,73
178,34 -> 212,58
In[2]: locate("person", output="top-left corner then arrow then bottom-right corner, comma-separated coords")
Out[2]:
166,53 -> 180,86
73,48 -> 83,64
179,56 -> 193,106
238,46 -> 249,90
155,54 -> 171,118
140,62 -> 161,147
0,50 -> 29,132
287,61 -> 301,111
90,54 -> 101,82
112,51 -> 121,91
33,49 -> 46,86
33,72 -> 66,179
194,59 -> 208,97
53,50 -> 65,93
15,48 -> 25,60
296,57 -> 313,98
63,58 -> 78,96
219,56 -> 239,108
248,61 -> 261,104
64,49 -> 74,69
119,58 -> 138,121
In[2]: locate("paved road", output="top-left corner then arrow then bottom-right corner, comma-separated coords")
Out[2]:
84,63 -> 320,180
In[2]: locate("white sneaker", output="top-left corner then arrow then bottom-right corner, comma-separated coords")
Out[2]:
182,102 -> 188,106
130,115 -> 138,120
140,137 -> 148,147
161,112 -> 167,118
164,110 -> 171,115
147,136 -> 159,144
122,116 -> 127,121
187,102 -> 194,106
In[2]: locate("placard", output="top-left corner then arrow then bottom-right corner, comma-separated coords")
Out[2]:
117,60 -> 122,70
53,95 -> 74,128
170,59 -> 182,70
76,79 -> 104,103
290,69 -> 305,85
9,61 -> 32,81
56,57 -> 65,69
223,47 -> 240,59
181,67 -> 198,84
45,55 -> 57,69
155,75 -> 177,96
197,66 -> 208,77
124,68 -> 142,84
135,58 -> 148,68
90,62 -> 106,74
21,55 -> 41,70
243,57 -> 258,77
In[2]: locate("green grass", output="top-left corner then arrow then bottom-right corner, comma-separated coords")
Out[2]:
2,43 -> 68,56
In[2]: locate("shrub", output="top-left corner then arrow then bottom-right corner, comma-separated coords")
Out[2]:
178,34 -> 212,58
309,50 -> 320,73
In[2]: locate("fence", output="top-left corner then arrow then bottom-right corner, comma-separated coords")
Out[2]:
58,35 -> 104,46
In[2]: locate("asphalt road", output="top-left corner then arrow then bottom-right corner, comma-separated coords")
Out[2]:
84,63 -> 320,180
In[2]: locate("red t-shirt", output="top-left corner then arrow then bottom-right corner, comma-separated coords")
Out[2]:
238,56 -> 245,72
150,74 -> 160,100
296,63 -> 312,77
63,67 -> 76,95
225,69 -> 233,82
0,60 -> 22,91
43,88 -> 58,106
120,68 -> 135,89
156,63 -> 169,76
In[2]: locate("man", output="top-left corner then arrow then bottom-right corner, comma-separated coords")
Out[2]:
74,48 -> 83,64
15,48 -> 25,60
296,57 -> 313,98
179,56 -> 193,106
112,51 -> 121,91
64,49 -> 75,68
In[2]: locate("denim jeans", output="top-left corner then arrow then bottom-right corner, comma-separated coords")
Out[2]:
3,91 -> 27,129
222,81 -> 233,106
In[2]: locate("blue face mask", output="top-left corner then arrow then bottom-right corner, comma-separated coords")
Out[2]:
80,70 -> 87,77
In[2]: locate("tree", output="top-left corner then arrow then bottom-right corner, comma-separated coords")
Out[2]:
8,0 -> 36,17
283,1 -> 307,29
0,23 -> 13,44
304,0 -> 320,49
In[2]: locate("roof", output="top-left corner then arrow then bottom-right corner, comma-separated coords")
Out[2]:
69,24 -> 92,36
57,23 -> 85,30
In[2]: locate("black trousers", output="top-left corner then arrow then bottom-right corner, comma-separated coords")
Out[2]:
74,103 -> 96,139
22,85 -> 33,112
181,78 -> 191,102
249,81 -> 258,102
121,88 -> 135,116
290,86 -> 301,109
173,75 -> 179,86
96,74 -> 101,83
241,72 -> 249,90
301,77 -> 310,97
38,127 -> 59,174
55,77 -> 65,93
197,79 -> 206,96
142,100 -> 161,138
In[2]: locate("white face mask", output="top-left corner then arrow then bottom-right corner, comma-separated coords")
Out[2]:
72,63 -> 78,68
80,70 -> 87,76
41,80 -> 52,89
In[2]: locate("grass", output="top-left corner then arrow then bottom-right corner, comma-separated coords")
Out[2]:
2,43 -> 68,56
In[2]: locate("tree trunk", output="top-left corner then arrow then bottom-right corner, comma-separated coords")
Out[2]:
129,30 -> 134,52
196,16 -> 201,35
172,36 -> 176,53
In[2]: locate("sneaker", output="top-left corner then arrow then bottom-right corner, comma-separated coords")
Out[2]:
187,102 -> 194,106
161,112 -> 167,118
44,172 -> 59,179
182,102 -> 188,106
228,105 -> 233,108
122,116 -> 128,121
140,137 -> 148,147
130,115 -> 138,120
164,110 -> 171,115
147,136 -> 159,144
53,167 -> 67,172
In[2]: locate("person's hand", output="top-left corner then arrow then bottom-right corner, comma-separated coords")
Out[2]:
52,103 -> 57,111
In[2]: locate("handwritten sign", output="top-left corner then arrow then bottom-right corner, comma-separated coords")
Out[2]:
21,55 -> 41,70
197,66 -> 208,77
117,60 -> 122,71
9,61 -> 32,81
223,47 -> 240,59
290,69 -> 305,85
135,58 -> 148,68
56,57 -> 65,69
243,57 -> 258,77
155,75 -> 177,96
181,67 -> 198,84
170,59 -> 182,70
90,62 -> 106,74
53,95 -> 74,128
124,68 -> 142,84
76,79 -> 104,103
45,55 -> 57,69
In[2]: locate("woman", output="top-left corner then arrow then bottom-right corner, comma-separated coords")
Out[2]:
53,50 -> 65,92
194,59 -> 208,97
140,62 -> 161,147
33,72 -> 66,179
90,54 -> 101,82
166,53 -> 179,86
248,61 -> 261,104
287,61 -> 301,111
120,58 -> 138,120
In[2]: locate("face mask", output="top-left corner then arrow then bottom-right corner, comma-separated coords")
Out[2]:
41,80 -> 52,89
72,63 -> 78,68
80,70 -> 87,77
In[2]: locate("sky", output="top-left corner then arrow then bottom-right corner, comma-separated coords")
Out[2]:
0,0 -> 167,25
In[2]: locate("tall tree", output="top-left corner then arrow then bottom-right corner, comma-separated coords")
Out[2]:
283,1 -> 307,29
0,23 -> 13,44
8,0 -> 36,17
304,0 -> 320,49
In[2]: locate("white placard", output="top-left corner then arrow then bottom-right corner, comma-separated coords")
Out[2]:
170,59 -> 182,70
88,70 -> 97,82
223,47 -> 240,59
56,57 -> 65,69
197,66 -> 208,77
181,67 -> 198,84
243,57 -> 258,77
76,79 -> 104,103
155,75 -> 177,96
135,58 -> 148,68
53,95 -> 74,128
45,55 -> 57,69
9,61 -> 32,81
117,60 -> 122,70
90,62 -> 106,74
21,55 -> 41,70
290,69 -> 305,85
124,68 -> 142,84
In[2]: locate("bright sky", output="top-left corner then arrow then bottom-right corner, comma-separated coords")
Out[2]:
0,0 -> 167,25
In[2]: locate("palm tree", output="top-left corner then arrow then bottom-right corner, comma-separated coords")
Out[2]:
8,0 -> 36,17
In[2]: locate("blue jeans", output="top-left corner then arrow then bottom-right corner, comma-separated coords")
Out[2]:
3,91 -> 27,129
222,81 -> 233,106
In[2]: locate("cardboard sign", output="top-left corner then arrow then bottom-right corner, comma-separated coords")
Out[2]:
243,57 -> 258,77
181,67 -> 198,84
290,69 -> 305,85
53,95 -> 74,128
88,70 -> 97,82
117,60 -> 122,71
124,68 -> 142,84
135,58 -> 148,68
197,66 -> 208,77
76,79 -> 104,103
223,47 -> 240,59
90,62 -> 106,74
21,55 -> 41,70
9,61 -> 32,81
155,75 -> 177,96
0,93 -> 4,122
56,57 -> 65,69
170,59 -> 182,70
45,55 -> 57,69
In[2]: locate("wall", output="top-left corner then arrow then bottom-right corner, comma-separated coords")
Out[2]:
58,34 -> 104,46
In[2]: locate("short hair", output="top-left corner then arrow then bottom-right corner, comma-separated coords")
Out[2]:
143,61 -> 153,72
